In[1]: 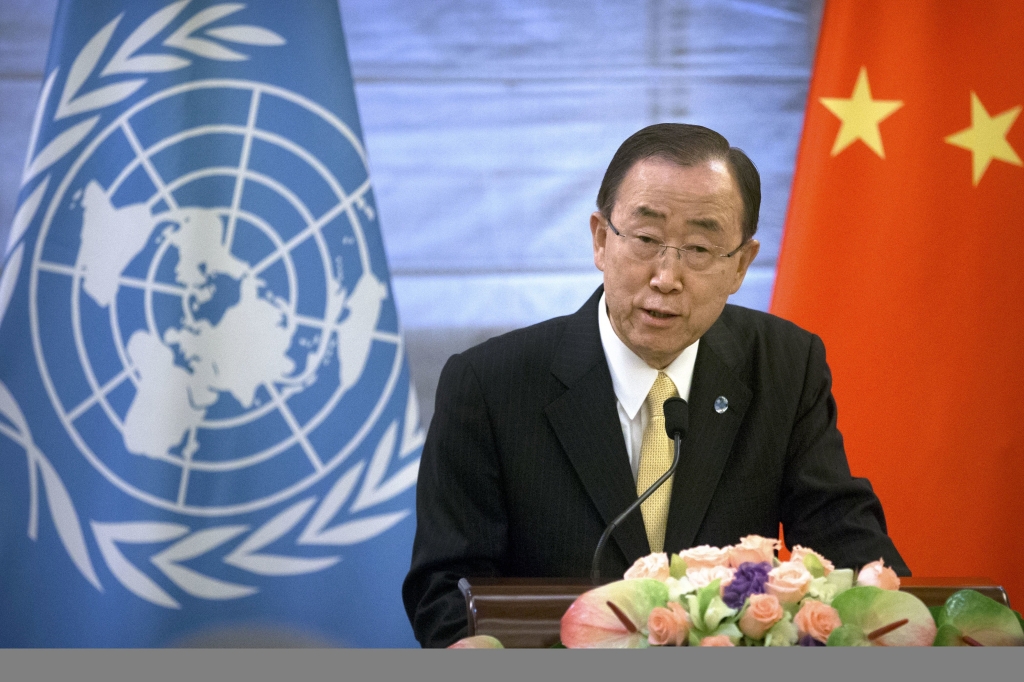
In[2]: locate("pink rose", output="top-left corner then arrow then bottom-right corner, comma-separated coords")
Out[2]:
857,558 -> 901,590
766,561 -> 813,604
789,545 -> 834,576
679,545 -> 731,569
794,600 -> 842,643
738,593 -> 784,640
624,552 -> 671,581
647,602 -> 690,646
686,565 -> 736,592
699,635 -> 735,647
729,535 -> 780,567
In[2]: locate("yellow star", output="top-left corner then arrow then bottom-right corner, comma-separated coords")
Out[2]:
944,92 -> 1022,186
819,66 -> 904,158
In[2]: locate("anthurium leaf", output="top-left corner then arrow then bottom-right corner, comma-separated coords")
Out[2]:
560,579 -> 668,648
933,623 -> 967,647
939,590 -> 1024,646
827,624 -> 870,647
830,586 -> 937,646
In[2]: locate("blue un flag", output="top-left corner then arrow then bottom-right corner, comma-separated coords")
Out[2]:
0,0 -> 422,647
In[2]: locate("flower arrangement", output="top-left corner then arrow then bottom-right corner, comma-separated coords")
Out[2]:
448,536 -> 1024,648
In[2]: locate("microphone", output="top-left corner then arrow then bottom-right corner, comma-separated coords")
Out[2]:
591,397 -> 689,584
663,397 -> 689,443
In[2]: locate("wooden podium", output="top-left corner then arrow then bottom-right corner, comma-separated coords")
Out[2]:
458,577 -> 1011,648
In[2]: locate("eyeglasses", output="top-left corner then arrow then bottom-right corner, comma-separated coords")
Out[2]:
605,216 -> 747,272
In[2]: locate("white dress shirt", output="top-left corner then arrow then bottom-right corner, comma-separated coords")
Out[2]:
597,292 -> 699,483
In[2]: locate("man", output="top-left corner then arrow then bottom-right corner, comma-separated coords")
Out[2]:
403,124 -> 907,648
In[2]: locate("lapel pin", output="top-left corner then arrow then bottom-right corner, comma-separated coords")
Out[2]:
714,396 -> 729,414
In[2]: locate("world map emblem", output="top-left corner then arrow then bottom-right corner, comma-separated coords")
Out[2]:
0,3 -> 421,611
34,79 -> 401,514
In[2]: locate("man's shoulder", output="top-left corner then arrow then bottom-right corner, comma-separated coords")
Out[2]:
455,288 -> 601,371
706,305 -> 827,404
711,304 -> 821,364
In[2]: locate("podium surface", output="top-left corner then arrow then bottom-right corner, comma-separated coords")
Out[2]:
458,577 -> 1010,649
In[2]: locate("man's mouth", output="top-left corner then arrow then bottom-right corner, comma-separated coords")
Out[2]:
645,308 -> 675,319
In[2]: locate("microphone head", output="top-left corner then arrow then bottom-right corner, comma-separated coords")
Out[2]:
663,397 -> 688,439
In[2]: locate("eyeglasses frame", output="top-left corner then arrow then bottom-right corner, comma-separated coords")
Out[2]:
604,214 -> 749,269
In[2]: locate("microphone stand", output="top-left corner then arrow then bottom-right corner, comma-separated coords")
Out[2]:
590,429 -> 683,585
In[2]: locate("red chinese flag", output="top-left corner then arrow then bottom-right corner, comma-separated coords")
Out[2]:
773,0 -> 1024,607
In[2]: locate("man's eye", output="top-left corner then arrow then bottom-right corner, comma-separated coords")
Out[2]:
635,235 -> 660,245
684,244 -> 711,255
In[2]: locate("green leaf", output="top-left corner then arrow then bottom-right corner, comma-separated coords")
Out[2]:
826,568 -> 855,593
709,622 -> 743,644
827,624 -> 870,647
697,580 -> 721,616
808,576 -> 843,604
670,554 -> 687,579
685,582 -> 738,640
939,590 -> 1024,646
685,594 -> 703,631
702,595 -> 738,633
932,623 -> 966,647
550,641 -> 567,649
830,586 -> 937,646
741,635 -> 761,647
665,576 -> 695,602
764,613 -> 798,647
802,553 -> 825,579
929,605 -> 945,627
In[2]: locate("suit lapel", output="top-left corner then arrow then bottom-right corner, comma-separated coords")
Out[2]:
663,312 -> 753,554
544,288 -> 650,564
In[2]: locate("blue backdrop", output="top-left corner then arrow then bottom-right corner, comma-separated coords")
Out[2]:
0,0 -> 421,647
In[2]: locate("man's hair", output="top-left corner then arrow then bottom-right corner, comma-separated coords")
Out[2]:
596,123 -> 761,241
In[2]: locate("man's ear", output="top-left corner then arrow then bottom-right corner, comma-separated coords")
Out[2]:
727,239 -> 760,295
590,212 -> 607,272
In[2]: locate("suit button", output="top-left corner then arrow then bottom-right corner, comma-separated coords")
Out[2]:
714,396 -> 729,414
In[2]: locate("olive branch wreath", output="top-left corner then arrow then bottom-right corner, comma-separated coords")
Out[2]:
0,1 -> 422,608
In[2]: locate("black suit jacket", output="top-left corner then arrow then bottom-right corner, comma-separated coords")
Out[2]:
403,287 -> 907,647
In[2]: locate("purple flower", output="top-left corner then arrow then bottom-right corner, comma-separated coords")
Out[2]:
722,561 -> 771,609
799,634 -> 827,647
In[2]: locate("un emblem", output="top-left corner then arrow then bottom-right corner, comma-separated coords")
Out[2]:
33,80 -> 402,514
0,3 -> 421,609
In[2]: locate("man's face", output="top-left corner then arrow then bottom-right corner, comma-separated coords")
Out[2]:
590,156 -> 759,369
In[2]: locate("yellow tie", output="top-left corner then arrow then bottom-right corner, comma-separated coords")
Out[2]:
637,372 -> 678,553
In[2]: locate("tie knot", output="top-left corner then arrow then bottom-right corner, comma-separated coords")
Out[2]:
645,372 -> 678,418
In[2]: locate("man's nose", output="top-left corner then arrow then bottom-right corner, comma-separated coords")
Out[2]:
650,249 -> 685,290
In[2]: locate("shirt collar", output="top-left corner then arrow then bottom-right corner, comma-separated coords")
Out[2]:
597,292 -> 700,420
